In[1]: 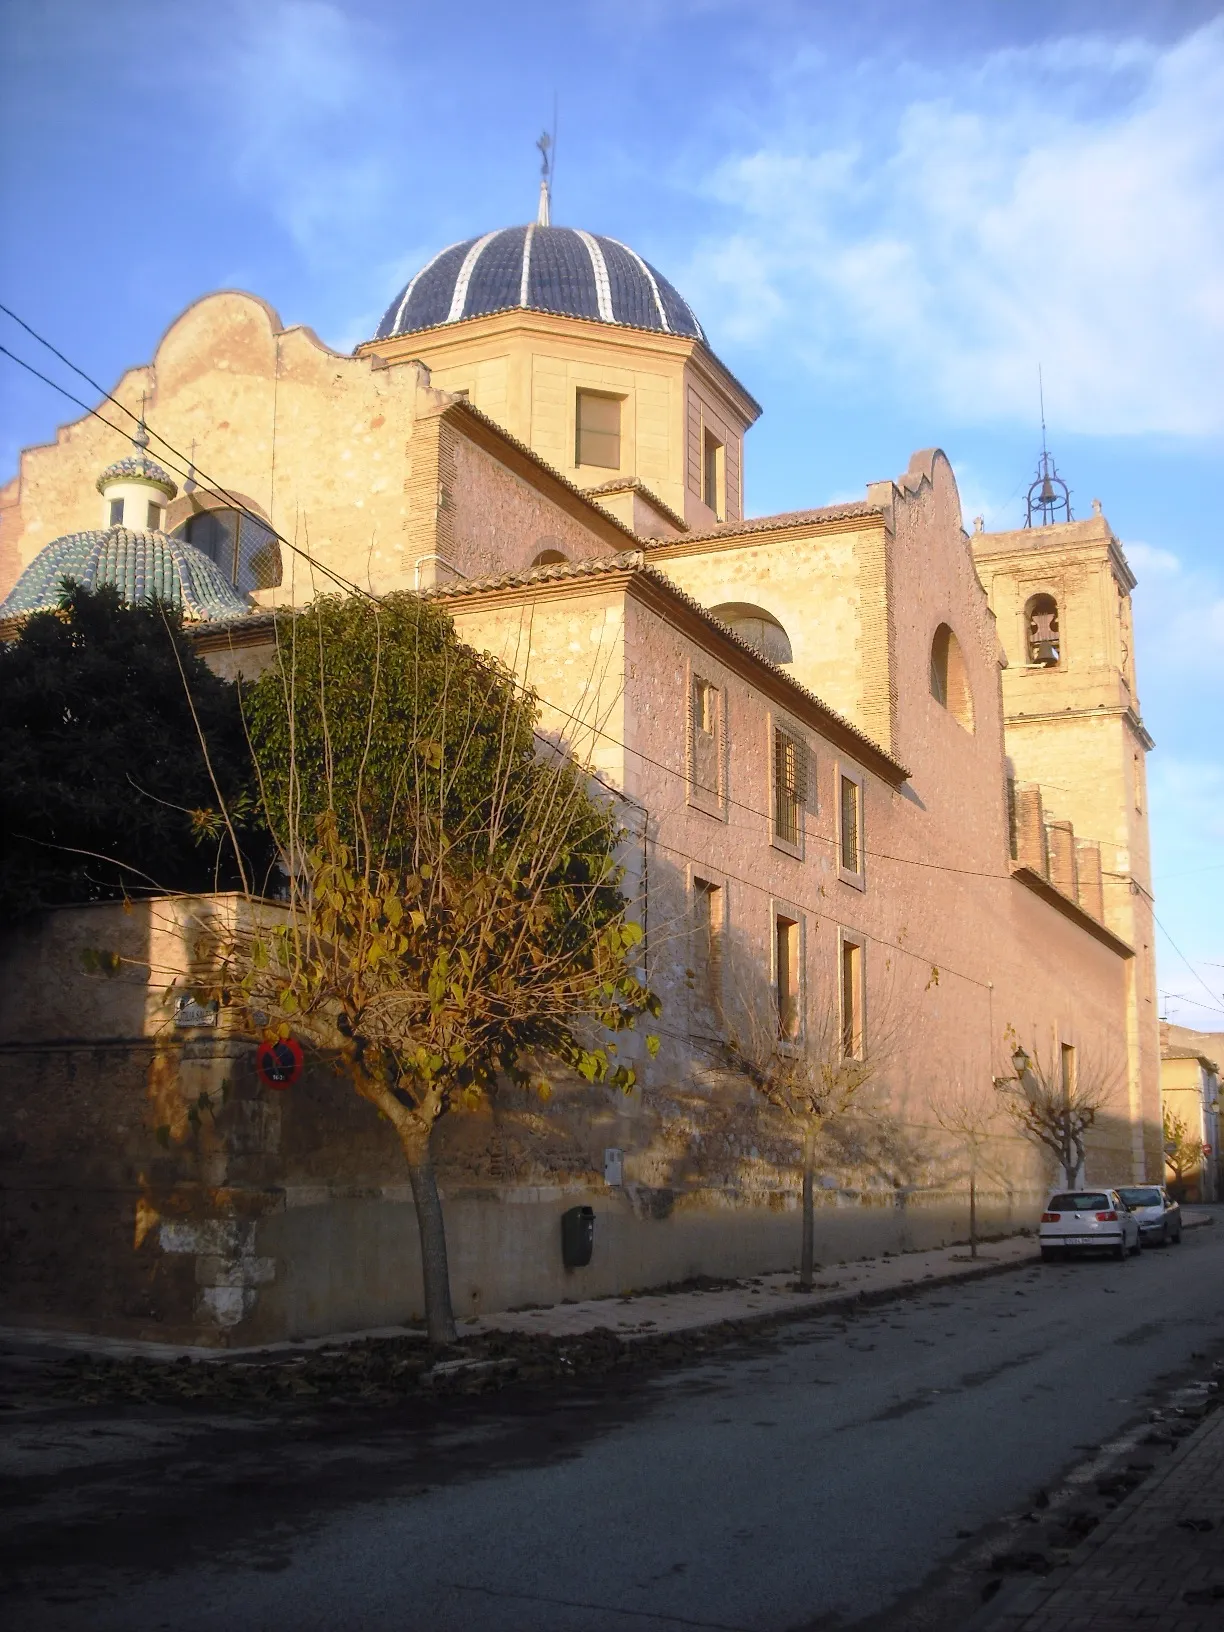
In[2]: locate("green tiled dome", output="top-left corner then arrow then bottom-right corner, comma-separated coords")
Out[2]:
0,528 -> 250,622
95,453 -> 178,498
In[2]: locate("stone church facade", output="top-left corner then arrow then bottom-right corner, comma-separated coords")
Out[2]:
0,219 -> 1161,1343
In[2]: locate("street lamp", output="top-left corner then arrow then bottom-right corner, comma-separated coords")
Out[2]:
1011,1045 -> 1030,1079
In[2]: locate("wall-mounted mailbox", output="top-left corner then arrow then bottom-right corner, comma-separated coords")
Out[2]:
561,1205 -> 595,1269
603,1147 -> 624,1186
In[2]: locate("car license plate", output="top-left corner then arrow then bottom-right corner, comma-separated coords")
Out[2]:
1064,1236 -> 1097,1245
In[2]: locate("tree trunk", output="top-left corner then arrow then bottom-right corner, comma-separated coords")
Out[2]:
968,1167 -> 978,1259
400,1125 -> 457,1346
800,1133 -> 816,1291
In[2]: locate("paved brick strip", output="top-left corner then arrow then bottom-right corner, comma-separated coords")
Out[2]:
976,1405 -> 1224,1632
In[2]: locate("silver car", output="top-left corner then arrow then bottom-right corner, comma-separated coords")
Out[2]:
1117,1185 -> 1182,1246
1039,1189 -> 1142,1261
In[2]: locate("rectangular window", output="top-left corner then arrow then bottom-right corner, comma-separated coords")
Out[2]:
773,727 -> 807,848
689,674 -> 721,805
1006,774 -> 1018,861
839,773 -> 862,875
776,915 -> 800,1039
703,428 -> 725,518
841,938 -> 863,1060
1133,753 -> 1143,814
147,501 -> 162,530
1061,1042 -> 1076,1102
575,390 -> 621,469
692,878 -> 724,1025
108,497 -> 124,527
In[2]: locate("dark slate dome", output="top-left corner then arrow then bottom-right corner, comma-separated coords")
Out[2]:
0,528 -> 250,623
375,225 -> 705,342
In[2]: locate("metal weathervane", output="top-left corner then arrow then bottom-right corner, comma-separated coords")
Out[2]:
1025,366 -> 1072,527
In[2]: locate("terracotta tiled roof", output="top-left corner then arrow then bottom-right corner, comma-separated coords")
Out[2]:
422,551 -> 908,778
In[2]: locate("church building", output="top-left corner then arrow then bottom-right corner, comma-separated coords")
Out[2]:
0,183 -> 1163,1341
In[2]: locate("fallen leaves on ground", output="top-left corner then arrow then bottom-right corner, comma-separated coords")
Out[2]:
43,1319 -> 771,1410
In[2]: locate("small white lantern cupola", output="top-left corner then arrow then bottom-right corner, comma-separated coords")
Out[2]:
96,416 -> 178,532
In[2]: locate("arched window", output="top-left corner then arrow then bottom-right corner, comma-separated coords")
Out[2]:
1025,593 -> 1060,667
530,548 -> 569,567
709,602 -> 793,665
176,506 -> 281,596
929,623 -> 974,731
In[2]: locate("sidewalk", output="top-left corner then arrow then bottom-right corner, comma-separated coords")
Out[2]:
470,1233 -> 1038,1341
1,1212 -> 1211,1364
975,1402 -> 1224,1632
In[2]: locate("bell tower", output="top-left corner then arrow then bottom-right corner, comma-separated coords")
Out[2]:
971,457 -> 1160,1182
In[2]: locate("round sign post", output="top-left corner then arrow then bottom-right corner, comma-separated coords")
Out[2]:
257,1037 -> 304,1091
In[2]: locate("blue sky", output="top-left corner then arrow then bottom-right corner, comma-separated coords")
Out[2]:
1,0 -> 1221,1030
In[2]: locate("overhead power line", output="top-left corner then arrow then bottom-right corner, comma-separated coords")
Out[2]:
0,307 -> 1165,911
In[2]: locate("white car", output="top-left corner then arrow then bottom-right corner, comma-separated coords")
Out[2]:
1039,1189 -> 1142,1261
1116,1185 -> 1182,1246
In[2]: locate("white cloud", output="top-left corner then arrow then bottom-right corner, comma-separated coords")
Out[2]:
1127,540 -> 1224,681
679,20 -> 1224,435
217,2 -> 406,263
1148,755 -> 1224,1028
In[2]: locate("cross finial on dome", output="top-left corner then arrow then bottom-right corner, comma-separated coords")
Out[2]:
133,392 -> 150,451
535,130 -> 552,227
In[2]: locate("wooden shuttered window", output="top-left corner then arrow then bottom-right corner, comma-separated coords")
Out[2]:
689,676 -> 721,804
575,391 -> 621,469
692,878 -> 724,1027
773,727 -> 807,846
839,773 -> 861,873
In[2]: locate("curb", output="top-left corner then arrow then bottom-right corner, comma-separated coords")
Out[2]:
962,1398 -> 1224,1631
0,1248 -> 1038,1367
4,1220 -> 1207,1367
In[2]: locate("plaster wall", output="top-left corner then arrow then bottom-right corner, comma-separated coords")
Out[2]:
362,311 -> 756,533
648,523 -> 879,731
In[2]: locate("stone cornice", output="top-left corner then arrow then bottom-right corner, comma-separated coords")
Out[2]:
1004,702 -> 1155,751
355,306 -> 762,423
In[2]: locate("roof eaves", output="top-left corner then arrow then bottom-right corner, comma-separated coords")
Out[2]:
652,501 -> 883,549
426,551 -> 909,782
442,399 -> 642,546
579,476 -> 689,534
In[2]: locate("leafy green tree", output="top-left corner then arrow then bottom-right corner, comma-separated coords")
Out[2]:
210,593 -> 658,1344
0,582 -> 272,916
1162,1105 -> 1201,1198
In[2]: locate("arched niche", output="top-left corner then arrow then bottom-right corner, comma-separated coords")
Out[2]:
709,602 -> 793,665
168,489 -> 282,595
530,548 -> 569,567
1024,593 -> 1060,667
929,622 -> 975,731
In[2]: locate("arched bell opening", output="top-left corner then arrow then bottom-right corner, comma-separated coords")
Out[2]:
1024,593 -> 1061,667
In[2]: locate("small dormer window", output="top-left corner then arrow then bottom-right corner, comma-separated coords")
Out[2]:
147,501 -> 162,531
109,498 -> 124,527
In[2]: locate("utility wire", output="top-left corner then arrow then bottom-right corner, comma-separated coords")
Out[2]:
0,314 -> 1160,892
1152,910 -> 1224,1015
0,321 -> 371,606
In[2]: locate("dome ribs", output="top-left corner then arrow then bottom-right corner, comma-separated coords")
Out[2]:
373,224 -> 705,342
463,226 -> 531,320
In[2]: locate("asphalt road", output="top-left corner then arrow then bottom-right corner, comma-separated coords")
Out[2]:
7,1223 -> 1224,1632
